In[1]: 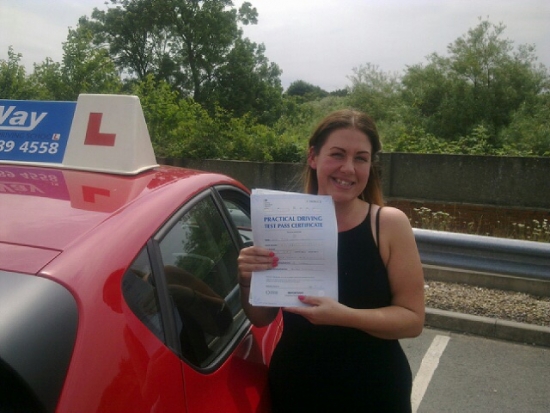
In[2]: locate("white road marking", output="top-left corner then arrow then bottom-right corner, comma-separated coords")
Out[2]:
411,334 -> 451,413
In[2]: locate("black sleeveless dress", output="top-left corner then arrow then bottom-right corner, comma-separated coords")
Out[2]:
268,207 -> 413,412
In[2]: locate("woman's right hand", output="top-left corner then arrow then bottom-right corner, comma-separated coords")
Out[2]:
237,246 -> 280,327
237,246 -> 279,287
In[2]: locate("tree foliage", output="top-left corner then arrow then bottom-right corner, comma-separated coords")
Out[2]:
132,74 -> 299,161
60,24 -> 123,100
1,14 -> 549,159
1,25 -> 121,101
500,96 -> 550,156
85,0 -> 282,123
399,18 -> 548,148
286,80 -> 329,101
346,63 -> 402,122
0,47 -> 33,99
205,37 -> 283,124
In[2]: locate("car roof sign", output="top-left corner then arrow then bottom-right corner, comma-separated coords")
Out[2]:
0,94 -> 158,175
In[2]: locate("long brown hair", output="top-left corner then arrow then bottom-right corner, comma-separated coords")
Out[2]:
304,109 -> 384,206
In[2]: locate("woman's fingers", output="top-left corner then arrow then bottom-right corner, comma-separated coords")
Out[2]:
237,246 -> 279,284
238,246 -> 278,269
283,296 -> 342,326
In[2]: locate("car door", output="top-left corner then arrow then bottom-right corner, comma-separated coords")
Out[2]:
150,186 -> 278,412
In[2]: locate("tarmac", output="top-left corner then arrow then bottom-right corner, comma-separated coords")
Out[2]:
423,265 -> 550,348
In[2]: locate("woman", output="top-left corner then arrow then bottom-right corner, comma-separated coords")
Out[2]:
238,109 -> 425,412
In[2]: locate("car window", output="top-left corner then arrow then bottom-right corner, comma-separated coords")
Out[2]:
157,194 -> 244,368
122,248 -> 165,343
216,186 -> 253,247
224,199 -> 253,246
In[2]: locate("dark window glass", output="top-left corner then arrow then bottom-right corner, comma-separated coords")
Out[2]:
122,248 -> 165,343
224,199 -> 253,246
158,195 -> 243,367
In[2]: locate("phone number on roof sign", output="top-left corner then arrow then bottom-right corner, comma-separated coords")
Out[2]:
0,139 -> 60,154
0,100 -> 76,164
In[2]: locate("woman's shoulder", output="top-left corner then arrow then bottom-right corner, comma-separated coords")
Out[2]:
377,206 -> 413,234
377,205 -> 409,221
375,206 -> 416,263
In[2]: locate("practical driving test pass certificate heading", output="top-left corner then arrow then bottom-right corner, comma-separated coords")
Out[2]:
249,189 -> 338,307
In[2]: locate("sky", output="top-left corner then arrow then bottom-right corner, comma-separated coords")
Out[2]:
1,0 -> 549,92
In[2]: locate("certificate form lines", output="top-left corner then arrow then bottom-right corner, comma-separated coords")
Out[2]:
249,189 -> 338,307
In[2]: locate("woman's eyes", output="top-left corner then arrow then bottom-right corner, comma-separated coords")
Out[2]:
329,152 -> 369,163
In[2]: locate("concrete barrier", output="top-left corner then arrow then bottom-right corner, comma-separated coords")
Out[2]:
159,153 -> 550,210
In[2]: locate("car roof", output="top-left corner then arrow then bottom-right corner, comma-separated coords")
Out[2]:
2,165 -> 168,251
0,163 -> 243,274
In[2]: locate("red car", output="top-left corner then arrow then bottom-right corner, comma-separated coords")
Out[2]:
0,95 -> 282,413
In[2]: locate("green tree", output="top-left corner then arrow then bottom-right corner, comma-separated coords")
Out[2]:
346,63 -> 402,122
273,94 -> 348,148
5,23 -> 122,102
447,19 -> 545,141
60,23 -> 122,100
28,58 -> 67,100
88,0 -> 281,123
500,95 -> 550,156
86,0 -> 175,82
131,74 -> 186,155
164,0 -> 258,102
0,47 -> 33,99
89,0 -> 255,98
208,37 -> 283,125
401,57 -> 473,140
401,18 -> 548,147
286,80 -> 328,101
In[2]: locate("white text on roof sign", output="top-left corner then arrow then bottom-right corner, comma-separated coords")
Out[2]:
0,106 -> 48,131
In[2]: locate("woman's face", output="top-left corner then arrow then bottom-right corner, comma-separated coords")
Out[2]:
308,128 -> 372,204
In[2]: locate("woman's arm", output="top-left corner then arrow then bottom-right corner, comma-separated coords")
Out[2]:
285,207 -> 425,339
237,246 -> 280,327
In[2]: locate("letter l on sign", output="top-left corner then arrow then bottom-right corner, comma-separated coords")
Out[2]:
84,113 -> 116,146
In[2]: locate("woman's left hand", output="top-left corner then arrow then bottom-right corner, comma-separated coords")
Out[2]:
283,295 -> 347,326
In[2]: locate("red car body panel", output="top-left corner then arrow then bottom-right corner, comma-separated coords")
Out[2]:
0,162 -> 282,412
0,243 -> 60,274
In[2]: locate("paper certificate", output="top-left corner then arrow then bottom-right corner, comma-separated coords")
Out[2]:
249,189 -> 338,307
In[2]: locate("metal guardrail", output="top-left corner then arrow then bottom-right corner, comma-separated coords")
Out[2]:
413,229 -> 550,281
